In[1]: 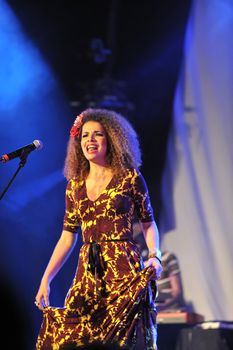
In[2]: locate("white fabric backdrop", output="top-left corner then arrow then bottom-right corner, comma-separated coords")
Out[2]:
160,0 -> 233,321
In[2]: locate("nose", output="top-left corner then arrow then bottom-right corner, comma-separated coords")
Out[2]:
88,132 -> 96,141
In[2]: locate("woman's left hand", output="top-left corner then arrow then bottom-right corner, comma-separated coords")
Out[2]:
144,257 -> 163,279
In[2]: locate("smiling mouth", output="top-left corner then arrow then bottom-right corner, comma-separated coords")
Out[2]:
87,145 -> 98,152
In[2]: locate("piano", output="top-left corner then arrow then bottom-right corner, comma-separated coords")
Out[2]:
157,311 -> 205,324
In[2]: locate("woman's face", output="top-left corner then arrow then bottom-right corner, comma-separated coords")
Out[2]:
80,121 -> 108,164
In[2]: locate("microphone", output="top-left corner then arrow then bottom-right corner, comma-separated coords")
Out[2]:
0,140 -> 43,162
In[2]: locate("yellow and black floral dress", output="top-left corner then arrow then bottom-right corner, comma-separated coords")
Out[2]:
36,168 -> 158,350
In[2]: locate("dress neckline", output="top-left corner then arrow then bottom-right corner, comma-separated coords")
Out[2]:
84,175 -> 115,202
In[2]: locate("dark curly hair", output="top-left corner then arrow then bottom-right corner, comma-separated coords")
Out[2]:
63,108 -> 142,180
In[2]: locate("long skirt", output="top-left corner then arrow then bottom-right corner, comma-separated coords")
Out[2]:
35,242 -> 158,350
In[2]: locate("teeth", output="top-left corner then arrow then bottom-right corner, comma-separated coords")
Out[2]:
87,145 -> 97,150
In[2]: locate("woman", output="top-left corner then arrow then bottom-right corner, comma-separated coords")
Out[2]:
35,108 -> 162,350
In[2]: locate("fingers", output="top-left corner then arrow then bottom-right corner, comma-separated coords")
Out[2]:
35,285 -> 50,310
144,258 -> 163,279
34,296 -> 49,310
144,257 -> 162,269
34,299 -> 43,310
44,296 -> 49,308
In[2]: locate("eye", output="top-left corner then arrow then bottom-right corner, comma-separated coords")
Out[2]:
82,133 -> 88,138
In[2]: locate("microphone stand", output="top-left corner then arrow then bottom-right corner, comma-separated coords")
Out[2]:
0,151 -> 30,201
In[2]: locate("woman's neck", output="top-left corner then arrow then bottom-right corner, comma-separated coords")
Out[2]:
88,163 -> 113,179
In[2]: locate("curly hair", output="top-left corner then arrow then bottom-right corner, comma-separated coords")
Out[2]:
63,108 -> 142,180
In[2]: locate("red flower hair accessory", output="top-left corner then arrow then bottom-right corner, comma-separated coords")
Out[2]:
70,113 -> 84,138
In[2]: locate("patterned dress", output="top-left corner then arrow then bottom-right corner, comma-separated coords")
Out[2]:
36,168 -> 158,350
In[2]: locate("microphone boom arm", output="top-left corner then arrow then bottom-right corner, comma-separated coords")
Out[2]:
0,143 -> 40,200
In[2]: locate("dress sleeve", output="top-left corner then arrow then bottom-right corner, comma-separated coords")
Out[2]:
63,179 -> 80,233
131,170 -> 155,222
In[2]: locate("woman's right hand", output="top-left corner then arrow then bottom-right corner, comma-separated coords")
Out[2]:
34,230 -> 78,311
35,279 -> 50,311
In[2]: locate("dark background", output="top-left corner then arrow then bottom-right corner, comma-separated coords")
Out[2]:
1,1 -> 192,349
7,0 -> 192,217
